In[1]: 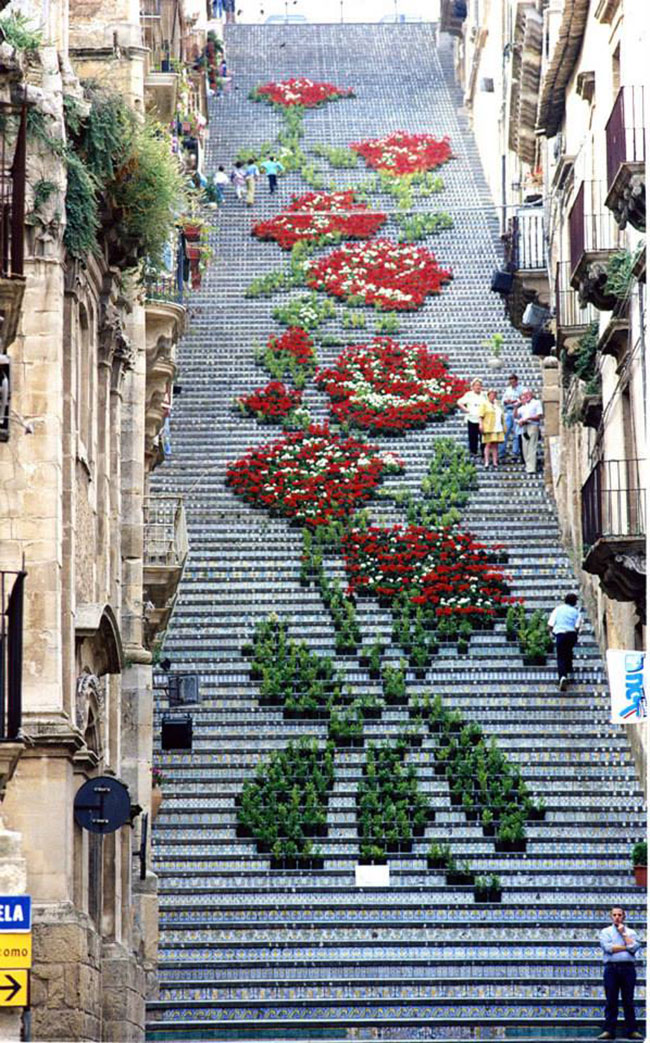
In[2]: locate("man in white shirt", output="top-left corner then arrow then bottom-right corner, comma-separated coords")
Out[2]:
547,593 -> 581,690
514,389 -> 543,473
598,907 -> 643,1039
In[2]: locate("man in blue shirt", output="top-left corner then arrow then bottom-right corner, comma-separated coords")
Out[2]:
547,592 -> 581,691
261,156 -> 284,195
598,906 -> 643,1039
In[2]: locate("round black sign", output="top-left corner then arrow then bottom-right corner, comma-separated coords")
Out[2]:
74,776 -> 131,834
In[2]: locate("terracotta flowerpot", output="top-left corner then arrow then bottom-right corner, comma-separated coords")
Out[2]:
183,224 -> 201,241
151,785 -> 163,822
633,865 -> 647,887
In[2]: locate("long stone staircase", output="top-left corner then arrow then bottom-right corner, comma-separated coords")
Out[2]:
146,22 -> 646,1041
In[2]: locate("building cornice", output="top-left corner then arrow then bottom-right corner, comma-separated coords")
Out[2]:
536,0 -> 590,138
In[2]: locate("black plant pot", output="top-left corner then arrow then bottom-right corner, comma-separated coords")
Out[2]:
482,823 -> 496,837
427,857 -> 448,869
369,669 -> 381,680
494,838 -> 527,853
434,762 -> 447,776
446,871 -> 474,886
490,268 -> 513,295
358,857 -> 387,866
361,707 -> 382,720
474,888 -> 502,904
527,807 -> 546,821
235,823 -> 250,838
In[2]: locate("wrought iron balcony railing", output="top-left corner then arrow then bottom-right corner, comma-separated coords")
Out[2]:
0,104 -> 27,281
555,261 -> 598,332
606,86 -> 645,193
0,570 -> 26,741
605,85 -> 645,231
505,208 -> 546,272
145,273 -> 184,307
568,181 -> 620,277
582,458 -> 646,549
143,495 -> 188,569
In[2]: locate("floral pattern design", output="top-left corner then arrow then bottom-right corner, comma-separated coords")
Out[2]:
226,425 -> 403,527
250,78 -> 355,109
342,525 -> 510,621
316,338 -> 467,432
252,191 -> 387,250
305,239 -> 452,311
236,381 -> 303,422
350,131 -> 453,175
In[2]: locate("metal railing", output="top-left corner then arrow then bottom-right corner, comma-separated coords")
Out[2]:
568,180 -> 620,276
505,208 -> 546,271
0,570 -> 26,740
143,495 -> 188,569
582,458 -> 646,548
555,261 -> 598,329
145,273 -> 184,306
0,104 -> 27,279
606,85 -> 646,192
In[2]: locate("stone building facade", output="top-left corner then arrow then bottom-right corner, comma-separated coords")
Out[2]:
440,0 -> 646,774
0,0 -> 202,1036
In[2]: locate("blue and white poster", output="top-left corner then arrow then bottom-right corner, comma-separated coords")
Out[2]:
607,650 -> 647,723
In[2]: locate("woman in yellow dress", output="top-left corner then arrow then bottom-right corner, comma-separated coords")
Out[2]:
478,388 -> 505,469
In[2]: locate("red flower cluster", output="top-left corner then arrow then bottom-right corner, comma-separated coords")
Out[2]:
350,131 -> 453,176
342,525 -> 509,619
251,78 -> 354,108
252,191 -> 387,250
267,327 -> 315,365
237,381 -> 303,421
316,338 -> 467,433
226,425 -> 402,527
305,239 -> 452,311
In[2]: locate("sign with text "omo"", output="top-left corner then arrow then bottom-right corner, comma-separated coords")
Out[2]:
0,897 -> 31,932
0,935 -> 32,969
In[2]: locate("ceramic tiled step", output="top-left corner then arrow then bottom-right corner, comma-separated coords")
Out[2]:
149,21 -> 645,1040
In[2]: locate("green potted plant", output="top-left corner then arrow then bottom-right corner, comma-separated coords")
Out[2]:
427,841 -> 452,870
474,873 -> 502,903
483,332 -> 504,371
632,840 -> 647,887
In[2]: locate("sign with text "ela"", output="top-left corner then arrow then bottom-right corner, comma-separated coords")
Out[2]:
0,897 -> 31,932
0,970 -> 29,1007
607,650 -> 647,723
0,935 -> 32,969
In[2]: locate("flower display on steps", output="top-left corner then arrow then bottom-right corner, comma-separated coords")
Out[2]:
249,77 -> 355,109
226,424 -> 403,527
305,239 -> 452,311
252,190 -> 387,250
235,380 -> 306,425
350,131 -> 453,175
256,326 -> 317,388
342,525 -> 510,621
315,338 -> 467,433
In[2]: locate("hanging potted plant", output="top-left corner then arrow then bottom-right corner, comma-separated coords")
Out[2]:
632,840 -> 647,887
151,766 -> 164,821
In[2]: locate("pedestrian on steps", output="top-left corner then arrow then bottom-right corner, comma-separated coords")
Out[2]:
500,373 -> 526,461
214,166 -> 229,205
547,592 -> 581,691
598,906 -> 643,1040
230,160 -> 246,203
478,388 -> 505,469
261,155 -> 284,194
514,388 -> 543,474
457,378 -> 485,457
244,158 -> 260,206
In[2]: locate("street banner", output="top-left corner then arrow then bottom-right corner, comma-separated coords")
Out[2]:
606,650 -> 647,723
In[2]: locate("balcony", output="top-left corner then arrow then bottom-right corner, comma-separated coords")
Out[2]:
554,260 -> 598,350
143,496 -> 189,647
0,103 -> 27,352
568,181 -> 621,309
598,298 -> 630,367
581,458 -> 646,620
439,0 -> 467,37
145,274 -> 185,472
502,207 -> 549,331
144,67 -> 179,121
605,86 -> 645,233
0,570 -> 26,793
